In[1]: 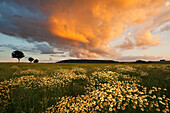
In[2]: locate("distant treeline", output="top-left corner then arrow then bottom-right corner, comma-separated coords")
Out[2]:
57,59 -> 170,64
57,59 -> 119,63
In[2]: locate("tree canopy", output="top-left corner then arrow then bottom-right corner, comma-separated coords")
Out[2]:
28,57 -> 34,63
33,59 -> 39,63
12,50 -> 25,62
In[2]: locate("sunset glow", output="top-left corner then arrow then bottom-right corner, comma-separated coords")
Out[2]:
0,1 -> 170,112
0,0 -> 170,62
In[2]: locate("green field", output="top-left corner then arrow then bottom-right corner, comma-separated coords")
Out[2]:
0,63 -> 170,113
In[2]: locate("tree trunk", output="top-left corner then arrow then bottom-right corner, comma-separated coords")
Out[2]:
18,58 -> 20,63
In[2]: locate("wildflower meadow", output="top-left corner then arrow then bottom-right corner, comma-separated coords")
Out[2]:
0,63 -> 170,113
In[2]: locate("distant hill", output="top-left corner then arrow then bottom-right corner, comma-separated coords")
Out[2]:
57,59 -> 170,64
57,59 -> 119,63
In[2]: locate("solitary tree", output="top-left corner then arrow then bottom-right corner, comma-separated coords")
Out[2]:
12,50 -> 25,62
33,59 -> 39,63
28,57 -> 34,63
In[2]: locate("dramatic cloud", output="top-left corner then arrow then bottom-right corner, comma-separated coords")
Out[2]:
132,29 -> 161,49
0,43 -> 65,55
0,44 -> 35,52
115,37 -> 135,50
34,43 -> 65,54
0,0 -> 169,58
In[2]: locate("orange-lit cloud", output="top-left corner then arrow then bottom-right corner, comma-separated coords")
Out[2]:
0,0 -> 169,58
50,17 -> 89,43
115,37 -> 135,50
134,29 -> 161,48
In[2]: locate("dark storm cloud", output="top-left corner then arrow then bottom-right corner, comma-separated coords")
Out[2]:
0,43 -> 64,54
0,44 -> 36,52
34,43 -> 65,54
0,0 -> 48,41
35,43 -> 55,54
0,0 -> 81,57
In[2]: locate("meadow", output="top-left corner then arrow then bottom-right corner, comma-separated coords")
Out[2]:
0,63 -> 170,113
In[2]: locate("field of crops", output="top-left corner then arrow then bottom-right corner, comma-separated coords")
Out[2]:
0,63 -> 170,113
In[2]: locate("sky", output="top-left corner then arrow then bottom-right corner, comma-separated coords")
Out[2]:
0,0 -> 170,62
